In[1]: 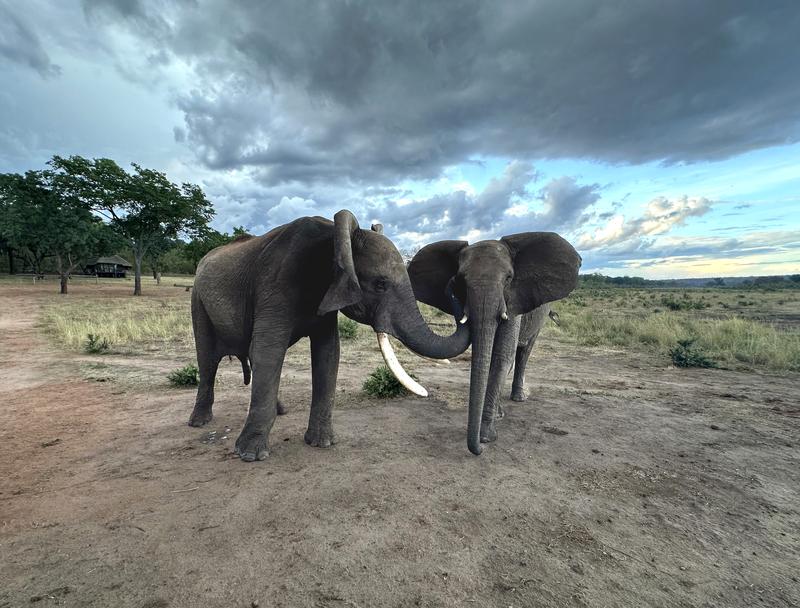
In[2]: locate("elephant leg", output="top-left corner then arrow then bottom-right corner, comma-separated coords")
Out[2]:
511,336 -> 538,402
234,325 -> 289,462
189,297 -> 220,427
481,316 -> 521,443
304,312 -> 340,448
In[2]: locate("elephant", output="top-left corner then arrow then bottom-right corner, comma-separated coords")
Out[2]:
190,210 -> 470,461
408,233 -> 581,455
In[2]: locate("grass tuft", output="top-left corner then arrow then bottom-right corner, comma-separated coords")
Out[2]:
669,338 -> 716,368
84,333 -> 110,354
363,365 -> 416,398
168,364 -> 199,387
338,316 -> 360,340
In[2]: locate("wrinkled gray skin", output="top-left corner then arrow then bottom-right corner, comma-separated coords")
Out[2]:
190,210 -> 470,462
409,234 -> 580,455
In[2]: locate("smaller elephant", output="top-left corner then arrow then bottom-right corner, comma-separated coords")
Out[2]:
508,303 -> 552,403
409,233 -> 581,455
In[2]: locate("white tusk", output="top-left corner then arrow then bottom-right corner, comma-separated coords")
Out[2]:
500,311 -> 509,321
459,314 -> 468,324
416,353 -> 451,365
376,333 -> 428,397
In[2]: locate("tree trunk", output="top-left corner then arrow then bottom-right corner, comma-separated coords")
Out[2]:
156,271 -> 162,285
134,250 -> 143,296
8,249 -> 15,274
60,273 -> 69,294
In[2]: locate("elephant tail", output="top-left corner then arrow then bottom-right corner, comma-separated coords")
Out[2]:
238,355 -> 251,385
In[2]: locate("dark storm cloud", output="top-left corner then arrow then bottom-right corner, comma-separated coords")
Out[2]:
0,3 -> 61,77
68,0 -> 800,186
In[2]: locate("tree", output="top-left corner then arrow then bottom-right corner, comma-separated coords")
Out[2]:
182,226 -> 250,270
0,173 -> 24,274
145,234 -> 178,285
50,156 -> 214,295
0,170 -> 117,293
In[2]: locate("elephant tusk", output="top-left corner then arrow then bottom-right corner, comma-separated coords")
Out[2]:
500,311 -> 509,321
376,333 -> 429,397
459,314 -> 468,324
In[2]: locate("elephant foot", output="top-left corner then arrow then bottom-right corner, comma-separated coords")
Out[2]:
480,419 -> 498,443
277,400 -> 287,416
188,406 -> 213,427
304,423 -> 336,448
511,388 -> 528,402
234,427 -> 269,462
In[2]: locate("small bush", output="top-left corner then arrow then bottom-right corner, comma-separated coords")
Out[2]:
670,339 -> 716,368
660,296 -> 705,311
338,316 -> 359,340
168,363 -> 199,387
84,333 -> 110,354
363,365 -> 416,398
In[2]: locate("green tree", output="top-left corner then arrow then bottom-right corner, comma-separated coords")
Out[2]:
50,156 -> 214,295
0,170 -> 117,293
183,225 -> 249,270
0,173 -> 24,274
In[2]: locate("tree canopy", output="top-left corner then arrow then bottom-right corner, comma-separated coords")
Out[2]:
49,155 -> 215,295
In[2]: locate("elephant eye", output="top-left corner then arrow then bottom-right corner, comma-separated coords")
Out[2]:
374,277 -> 388,292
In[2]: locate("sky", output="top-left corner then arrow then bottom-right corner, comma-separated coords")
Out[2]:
1,0 -> 798,278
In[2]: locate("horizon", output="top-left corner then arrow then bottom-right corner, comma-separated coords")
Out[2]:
1,1 -> 799,279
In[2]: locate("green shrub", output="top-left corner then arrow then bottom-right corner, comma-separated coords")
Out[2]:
363,365 -> 416,398
670,338 -> 716,368
338,316 -> 359,340
84,333 -> 110,354
660,296 -> 705,311
168,363 -> 199,387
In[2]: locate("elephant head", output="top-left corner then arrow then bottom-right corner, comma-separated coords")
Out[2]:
317,211 -> 470,394
408,233 -> 581,454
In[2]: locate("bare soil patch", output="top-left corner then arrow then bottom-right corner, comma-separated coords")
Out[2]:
1,283 -> 798,607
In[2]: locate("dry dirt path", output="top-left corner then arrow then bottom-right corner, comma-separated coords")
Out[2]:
1,284 -> 799,607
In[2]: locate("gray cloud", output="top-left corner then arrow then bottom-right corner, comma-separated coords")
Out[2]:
0,3 -> 61,78
534,177 -> 602,232
580,230 -> 800,272
64,0 -> 800,185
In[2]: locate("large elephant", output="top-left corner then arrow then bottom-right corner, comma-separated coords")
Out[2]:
190,210 -> 470,462
408,234 -> 581,455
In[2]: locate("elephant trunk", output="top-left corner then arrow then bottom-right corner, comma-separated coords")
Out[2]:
466,296 -> 501,456
385,284 -> 471,360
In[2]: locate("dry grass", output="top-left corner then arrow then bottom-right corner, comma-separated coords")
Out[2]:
40,296 -> 193,352
550,288 -> 800,372
36,279 -> 800,373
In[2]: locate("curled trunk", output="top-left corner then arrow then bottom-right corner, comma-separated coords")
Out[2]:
389,303 -> 470,360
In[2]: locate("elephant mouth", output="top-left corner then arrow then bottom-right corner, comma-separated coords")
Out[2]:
376,332 -> 429,397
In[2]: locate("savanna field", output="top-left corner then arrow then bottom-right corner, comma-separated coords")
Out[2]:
31,274 -> 800,375
1,275 -> 799,607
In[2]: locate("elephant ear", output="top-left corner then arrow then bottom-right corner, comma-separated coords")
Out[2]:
318,210 -> 363,316
501,232 -> 582,315
407,240 -> 467,314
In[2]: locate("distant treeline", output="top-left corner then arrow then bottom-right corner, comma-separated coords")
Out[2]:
579,273 -> 800,289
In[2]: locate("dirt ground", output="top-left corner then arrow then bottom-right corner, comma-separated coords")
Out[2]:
1,283 -> 798,608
